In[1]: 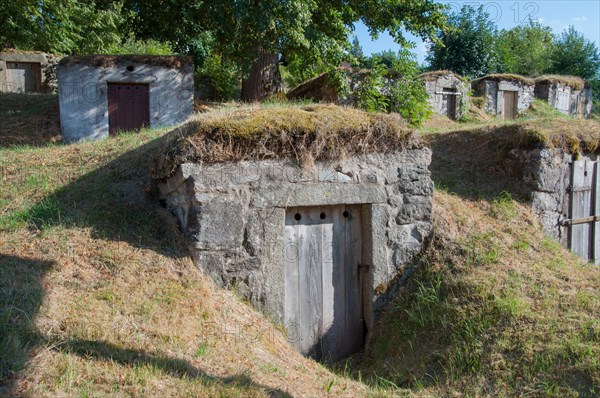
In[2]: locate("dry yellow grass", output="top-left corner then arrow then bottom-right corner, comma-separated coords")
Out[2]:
0,129 -> 367,397
152,104 -> 417,179
535,75 -> 588,90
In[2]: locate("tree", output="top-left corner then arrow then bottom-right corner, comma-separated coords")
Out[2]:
550,26 -> 600,80
125,0 -> 448,102
426,5 -> 497,78
1,0 -> 125,54
496,21 -> 554,76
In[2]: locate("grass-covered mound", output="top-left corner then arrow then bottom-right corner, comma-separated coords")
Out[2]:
350,190 -> 600,397
535,75 -> 588,90
0,93 -> 61,147
0,129 -> 365,397
153,104 -> 418,179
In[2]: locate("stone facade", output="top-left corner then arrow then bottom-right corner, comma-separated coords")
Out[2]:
57,55 -> 194,143
472,77 -> 535,117
158,149 -> 434,327
421,72 -> 470,120
0,51 -> 61,93
506,148 -> 599,245
534,82 -> 593,118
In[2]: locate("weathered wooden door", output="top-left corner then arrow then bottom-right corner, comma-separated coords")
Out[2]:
284,205 -> 364,361
6,62 -> 42,92
444,88 -> 457,119
107,83 -> 150,135
556,90 -> 570,112
502,91 -> 518,120
576,95 -> 586,118
568,160 -> 599,264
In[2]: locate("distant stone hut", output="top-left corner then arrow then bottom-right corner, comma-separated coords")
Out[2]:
472,74 -> 535,120
534,75 -> 593,118
57,55 -> 194,143
0,49 -> 61,93
420,70 -> 470,120
287,68 -> 367,106
153,105 -> 434,361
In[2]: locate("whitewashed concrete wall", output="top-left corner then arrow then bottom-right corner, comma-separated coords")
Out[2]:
57,59 -> 194,143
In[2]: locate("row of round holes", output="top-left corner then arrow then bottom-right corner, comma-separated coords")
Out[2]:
294,211 -> 349,221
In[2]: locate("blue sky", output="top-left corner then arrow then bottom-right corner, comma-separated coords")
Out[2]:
353,1 -> 600,65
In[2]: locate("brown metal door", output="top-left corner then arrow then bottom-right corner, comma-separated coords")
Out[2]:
107,83 -> 150,136
6,62 -> 42,92
502,91 -> 518,120
284,205 -> 364,361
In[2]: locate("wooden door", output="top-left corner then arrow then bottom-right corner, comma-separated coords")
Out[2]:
502,91 -> 518,120
556,90 -> 570,112
107,83 -> 150,136
444,89 -> 457,119
284,205 -> 364,361
568,160 -> 599,264
6,62 -> 42,92
576,95 -> 586,118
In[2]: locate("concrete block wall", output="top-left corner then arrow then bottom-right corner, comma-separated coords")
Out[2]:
157,150 -> 434,325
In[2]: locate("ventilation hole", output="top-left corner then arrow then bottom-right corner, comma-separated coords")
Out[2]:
127,65 -> 134,72
584,171 -> 588,176
295,213 -> 302,221
343,210 -> 349,218
320,212 -> 326,220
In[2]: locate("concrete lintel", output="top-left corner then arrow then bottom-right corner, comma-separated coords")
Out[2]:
250,183 -> 387,208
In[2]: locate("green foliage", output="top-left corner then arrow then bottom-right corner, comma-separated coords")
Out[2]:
355,64 -> 389,113
103,37 -> 173,55
197,54 -> 241,101
427,5 -> 498,78
385,50 -> 432,126
124,0 -> 447,99
496,21 -> 554,76
1,0 -> 126,54
549,26 -> 600,80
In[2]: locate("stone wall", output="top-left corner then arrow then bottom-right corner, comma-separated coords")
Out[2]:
506,148 -> 599,245
158,149 -> 434,326
57,57 -> 194,143
473,79 -> 535,117
0,51 -> 61,93
423,75 -> 470,119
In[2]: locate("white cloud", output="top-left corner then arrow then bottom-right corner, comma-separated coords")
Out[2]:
573,16 -> 587,22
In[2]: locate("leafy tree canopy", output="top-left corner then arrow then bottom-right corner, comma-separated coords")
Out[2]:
124,0 -> 448,74
1,0 -> 125,54
426,5 -> 498,78
496,21 -> 554,76
550,26 -> 600,80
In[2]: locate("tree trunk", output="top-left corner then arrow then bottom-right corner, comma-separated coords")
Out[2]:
240,49 -> 283,102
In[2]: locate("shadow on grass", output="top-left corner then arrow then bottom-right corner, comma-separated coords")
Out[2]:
11,130 -> 187,260
0,254 -> 55,397
0,93 -> 61,147
426,127 -> 532,202
53,338 -> 293,397
0,254 -> 292,397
